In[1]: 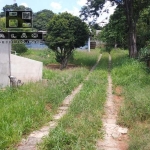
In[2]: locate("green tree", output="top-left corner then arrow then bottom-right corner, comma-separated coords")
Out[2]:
12,43 -> 28,54
2,3 -> 31,11
46,12 -> 90,69
99,6 -> 127,50
0,17 -> 32,32
0,3 -> 32,17
80,0 -> 150,58
33,9 -> 54,31
136,6 -> 150,61
0,17 -> 7,31
0,4 -> 33,32
137,6 -> 150,50
91,23 -> 102,30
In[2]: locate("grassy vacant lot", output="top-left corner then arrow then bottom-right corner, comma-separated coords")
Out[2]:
22,49 -> 100,67
39,53 -> 109,150
21,49 -> 57,65
0,49 -> 100,149
111,50 -> 150,150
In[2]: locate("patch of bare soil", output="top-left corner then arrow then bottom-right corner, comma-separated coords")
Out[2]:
46,64 -> 78,69
45,103 -> 52,112
115,86 -> 122,95
97,55 -> 128,150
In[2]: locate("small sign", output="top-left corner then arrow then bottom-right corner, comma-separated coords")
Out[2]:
0,32 -> 43,39
6,11 -> 33,28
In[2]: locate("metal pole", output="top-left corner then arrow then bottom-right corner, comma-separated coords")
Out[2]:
88,37 -> 90,52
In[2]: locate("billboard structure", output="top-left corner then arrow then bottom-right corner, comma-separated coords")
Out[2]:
0,10 -> 43,88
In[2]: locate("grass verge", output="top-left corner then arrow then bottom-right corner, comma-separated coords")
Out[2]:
0,49 -> 100,149
39,53 -> 108,150
71,49 -> 101,67
21,49 -> 57,65
22,49 -> 100,67
111,49 -> 150,150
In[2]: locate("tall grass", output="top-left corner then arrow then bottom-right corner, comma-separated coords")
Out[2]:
70,49 -> 101,67
39,53 -> 108,150
22,49 -> 57,65
22,49 -> 100,67
111,49 -> 150,149
0,49 -> 100,149
0,68 -> 88,149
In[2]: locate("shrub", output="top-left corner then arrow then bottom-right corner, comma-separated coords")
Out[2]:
138,47 -> 150,61
12,43 -> 28,54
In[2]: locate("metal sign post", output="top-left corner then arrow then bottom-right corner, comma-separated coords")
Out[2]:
0,39 -> 11,88
88,37 -> 90,52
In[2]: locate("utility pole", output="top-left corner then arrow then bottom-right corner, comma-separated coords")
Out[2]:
88,36 -> 90,52
88,28 -> 92,52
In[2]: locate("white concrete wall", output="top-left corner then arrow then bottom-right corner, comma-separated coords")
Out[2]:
0,40 -> 11,88
11,54 -> 43,83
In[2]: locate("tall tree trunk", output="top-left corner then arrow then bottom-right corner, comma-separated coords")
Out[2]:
59,48 -> 73,70
60,57 -> 68,70
125,0 -> 138,58
129,22 -> 137,57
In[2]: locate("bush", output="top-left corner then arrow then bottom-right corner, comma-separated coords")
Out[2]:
12,43 -> 28,54
138,47 -> 150,61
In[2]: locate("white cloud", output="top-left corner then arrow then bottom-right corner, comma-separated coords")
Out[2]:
50,2 -> 62,10
71,7 -> 80,16
20,3 -> 28,7
62,7 -> 80,16
77,0 -> 87,6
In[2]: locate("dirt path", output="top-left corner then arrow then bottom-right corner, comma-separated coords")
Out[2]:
17,54 -> 102,150
97,54 -> 128,150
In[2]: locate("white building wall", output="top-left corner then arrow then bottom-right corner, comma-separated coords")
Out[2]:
11,54 -> 43,83
0,40 -> 11,88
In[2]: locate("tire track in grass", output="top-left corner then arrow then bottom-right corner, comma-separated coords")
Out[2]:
97,54 -> 128,150
17,54 -> 102,150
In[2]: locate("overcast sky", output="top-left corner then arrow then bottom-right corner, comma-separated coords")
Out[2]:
0,0 -> 116,25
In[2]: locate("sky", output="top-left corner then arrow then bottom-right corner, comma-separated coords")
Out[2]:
0,0 -> 116,25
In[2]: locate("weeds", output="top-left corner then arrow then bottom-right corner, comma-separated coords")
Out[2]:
70,49 -> 101,67
22,49 -> 100,68
111,49 -> 150,149
39,53 -> 108,150
0,49 -> 101,149
22,49 -> 57,65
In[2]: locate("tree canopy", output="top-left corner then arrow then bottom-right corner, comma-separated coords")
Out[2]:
98,6 -> 127,50
33,9 -> 54,31
0,17 -> 7,31
80,0 -> 150,58
46,12 -> 90,69
0,3 -> 32,32
0,3 -> 32,17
